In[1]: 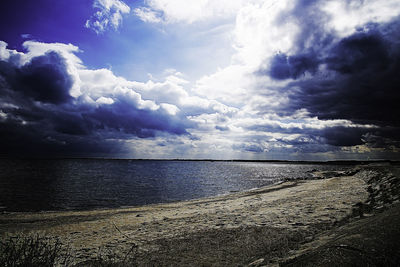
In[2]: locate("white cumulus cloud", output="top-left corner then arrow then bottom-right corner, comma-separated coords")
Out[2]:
86,0 -> 130,34
134,0 -> 258,24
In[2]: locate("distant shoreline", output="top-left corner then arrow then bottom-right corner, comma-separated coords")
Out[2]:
1,157 -> 399,165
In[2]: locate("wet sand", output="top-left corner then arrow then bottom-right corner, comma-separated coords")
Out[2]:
0,169 -> 369,265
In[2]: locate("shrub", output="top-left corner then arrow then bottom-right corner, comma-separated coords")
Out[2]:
0,235 -> 70,267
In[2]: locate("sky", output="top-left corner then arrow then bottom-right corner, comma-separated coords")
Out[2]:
0,0 -> 400,160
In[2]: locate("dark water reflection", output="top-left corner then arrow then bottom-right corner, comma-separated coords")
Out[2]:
0,159 -> 353,212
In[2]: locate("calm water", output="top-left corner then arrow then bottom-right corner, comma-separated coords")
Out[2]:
0,159 -> 353,212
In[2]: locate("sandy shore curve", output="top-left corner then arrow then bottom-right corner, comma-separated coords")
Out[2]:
1,167 -> 373,265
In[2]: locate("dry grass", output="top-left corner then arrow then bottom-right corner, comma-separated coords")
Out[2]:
0,227 -> 310,266
134,225 -> 310,266
0,235 -> 71,266
281,165 -> 400,267
281,204 -> 400,267
0,235 -> 139,267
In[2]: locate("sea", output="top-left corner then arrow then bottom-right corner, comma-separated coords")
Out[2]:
0,159 -> 355,212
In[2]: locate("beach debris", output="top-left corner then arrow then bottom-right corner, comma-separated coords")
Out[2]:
247,258 -> 266,266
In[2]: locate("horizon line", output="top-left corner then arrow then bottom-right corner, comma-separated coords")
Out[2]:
0,157 -> 399,164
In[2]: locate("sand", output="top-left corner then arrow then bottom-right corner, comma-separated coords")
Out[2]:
0,170 -> 370,265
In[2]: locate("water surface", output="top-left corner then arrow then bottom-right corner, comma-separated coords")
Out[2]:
0,159 -> 353,212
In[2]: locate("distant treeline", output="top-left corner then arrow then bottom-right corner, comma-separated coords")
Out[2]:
1,157 -> 399,165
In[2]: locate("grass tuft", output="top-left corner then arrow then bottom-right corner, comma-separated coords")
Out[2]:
0,235 -> 71,267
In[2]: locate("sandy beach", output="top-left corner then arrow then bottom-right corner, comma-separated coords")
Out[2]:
1,164 -> 399,266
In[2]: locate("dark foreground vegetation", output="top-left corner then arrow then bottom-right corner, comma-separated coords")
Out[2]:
0,227 -> 310,266
0,235 -> 71,266
282,204 -> 400,267
0,235 -> 137,267
281,164 -> 400,267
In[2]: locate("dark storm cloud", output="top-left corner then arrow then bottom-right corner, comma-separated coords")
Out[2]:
0,51 -> 193,157
275,136 -> 334,154
326,28 -> 390,75
231,134 -> 336,155
19,52 -> 74,104
232,143 -> 264,153
0,52 -> 73,104
282,20 -> 400,126
258,1 -> 400,151
88,101 -> 191,138
266,52 -> 320,80
319,126 -> 365,147
215,125 -> 229,131
245,123 -> 368,147
0,120 -> 125,157
362,131 -> 400,150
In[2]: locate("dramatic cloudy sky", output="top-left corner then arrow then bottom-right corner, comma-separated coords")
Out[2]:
1,0 -> 400,160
